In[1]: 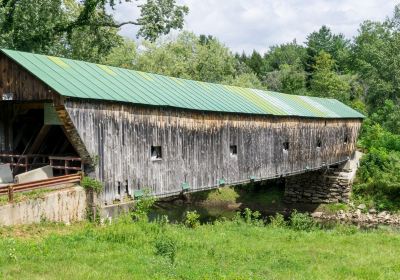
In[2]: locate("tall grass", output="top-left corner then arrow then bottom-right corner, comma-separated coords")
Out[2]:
0,211 -> 399,279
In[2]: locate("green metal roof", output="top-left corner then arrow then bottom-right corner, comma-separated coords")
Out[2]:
1,49 -> 364,119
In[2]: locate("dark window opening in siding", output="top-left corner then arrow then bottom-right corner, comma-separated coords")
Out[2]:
283,141 -> 289,151
316,139 -> 322,149
230,145 -> 237,156
344,133 -> 349,144
125,180 -> 129,196
151,146 -> 162,160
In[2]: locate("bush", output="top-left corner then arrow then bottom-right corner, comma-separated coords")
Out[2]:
131,189 -> 156,222
154,235 -> 177,264
289,210 -> 318,231
234,208 -> 263,226
81,176 -> 103,193
354,121 -> 400,211
269,213 -> 287,228
184,211 -> 200,229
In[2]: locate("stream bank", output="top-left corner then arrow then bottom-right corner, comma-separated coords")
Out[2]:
151,180 -> 400,228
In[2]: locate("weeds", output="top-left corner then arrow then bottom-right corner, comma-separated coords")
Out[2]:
288,210 -> 318,231
184,211 -> 200,228
0,209 -> 399,279
154,235 -> 178,264
81,176 -> 103,194
269,213 -> 287,228
131,189 -> 156,222
5,238 -> 17,262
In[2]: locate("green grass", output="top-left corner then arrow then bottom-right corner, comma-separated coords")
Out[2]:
319,203 -> 350,214
189,183 -> 284,207
0,189 -> 52,206
0,219 -> 399,279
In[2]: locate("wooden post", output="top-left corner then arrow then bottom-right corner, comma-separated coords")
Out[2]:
8,185 -> 13,203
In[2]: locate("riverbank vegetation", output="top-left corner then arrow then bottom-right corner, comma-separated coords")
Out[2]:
1,2 -> 400,210
0,210 -> 399,279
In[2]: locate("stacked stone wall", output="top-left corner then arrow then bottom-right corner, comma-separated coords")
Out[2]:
284,163 -> 353,204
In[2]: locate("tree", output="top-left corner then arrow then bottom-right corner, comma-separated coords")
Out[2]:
265,64 -> 307,95
0,0 -> 188,61
351,7 -> 400,111
310,51 -> 350,102
246,50 -> 265,79
305,25 -> 350,73
133,32 -> 237,83
222,72 -> 265,90
102,38 -> 137,68
264,40 -> 307,71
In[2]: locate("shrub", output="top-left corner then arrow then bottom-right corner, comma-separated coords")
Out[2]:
269,213 -> 287,228
289,210 -> 318,231
154,235 -> 178,264
131,189 -> 156,222
236,208 -> 264,226
81,176 -> 103,193
184,210 -> 200,229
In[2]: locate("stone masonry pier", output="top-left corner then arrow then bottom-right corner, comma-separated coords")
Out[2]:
284,152 -> 362,204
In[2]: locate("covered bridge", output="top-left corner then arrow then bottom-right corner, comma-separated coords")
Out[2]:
0,49 -> 364,205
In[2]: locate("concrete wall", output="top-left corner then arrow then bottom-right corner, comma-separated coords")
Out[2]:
0,186 -> 87,226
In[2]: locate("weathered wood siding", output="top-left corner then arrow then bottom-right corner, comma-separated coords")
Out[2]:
0,53 -> 57,102
65,100 -> 362,204
0,103 -> 13,151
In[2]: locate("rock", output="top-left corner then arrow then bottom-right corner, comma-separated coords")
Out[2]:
378,211 -> 388,218
311,212 -> 323,218
368,208 -> 377,214
353,209 -> 362,218
357,204 -> 366,210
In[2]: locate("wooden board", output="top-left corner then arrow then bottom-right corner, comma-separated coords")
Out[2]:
65,100 -> 362,204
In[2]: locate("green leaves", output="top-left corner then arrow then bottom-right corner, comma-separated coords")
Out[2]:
137,0 -> 189,42
310,51 -> 351,102
0,0 -> 188,62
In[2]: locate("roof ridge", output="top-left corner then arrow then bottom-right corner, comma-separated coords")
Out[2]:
0,48 -> 365,119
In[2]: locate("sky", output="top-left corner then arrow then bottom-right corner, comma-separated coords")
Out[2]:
112,0 -> 398,54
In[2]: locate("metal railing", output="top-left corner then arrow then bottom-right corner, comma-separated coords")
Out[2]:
0,172 -> 83,203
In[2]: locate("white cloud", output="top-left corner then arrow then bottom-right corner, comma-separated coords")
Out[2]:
112,0 -> 398,54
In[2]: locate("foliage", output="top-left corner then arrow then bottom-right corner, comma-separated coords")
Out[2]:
132,32 -> 237,83
268,213 -> 287,228
0,189 -> 52,206
289,210 -> 318,231
241,208 -> 263,226
351,11 -> 400,110
2,1 -> 400,211
131,189 -> 156,222
355,118 -> 400,210
81,176 -> 103,194
222,72 -> 265,90
369,100 -> 400,135
154,234 -> 178,264
263,40 -> 307,72
184,210 -> 200,229
0,0 -> 188,61
1,220 -> 400,279
310,51 -> 351,102
265,63 -> 307,94
101,38 -> 137,68
305,25 -> 350,73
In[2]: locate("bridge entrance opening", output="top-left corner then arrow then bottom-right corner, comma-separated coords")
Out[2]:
0,102 -> 81,177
